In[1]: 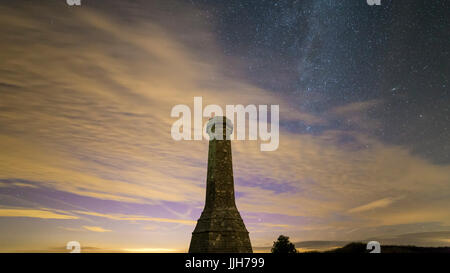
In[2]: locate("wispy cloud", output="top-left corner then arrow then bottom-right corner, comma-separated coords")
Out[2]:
259,223 -> 292,228
348,197 -> 402,213
0,207 -> 78,220
0,182 -> 38,188
82,226 -> 112,232
74,210 -> 196,225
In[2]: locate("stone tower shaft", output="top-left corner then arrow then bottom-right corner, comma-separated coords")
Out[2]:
204,136 -> 236,210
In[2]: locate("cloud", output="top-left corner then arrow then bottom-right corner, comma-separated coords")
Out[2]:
0,207 -> 78,220
348,197 -> 402,213
259,223 -> 292,228
331,100 -> 381,115
58,226 -> 85,232
82,226 -> 112,232
328,100 -> 383,131
73,210 -> 196,225
0,182 -> 38,189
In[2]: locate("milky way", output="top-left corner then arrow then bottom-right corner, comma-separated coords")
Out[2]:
195,0 -> 450,164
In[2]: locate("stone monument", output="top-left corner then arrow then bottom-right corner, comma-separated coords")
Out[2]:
189,116 -> 252,253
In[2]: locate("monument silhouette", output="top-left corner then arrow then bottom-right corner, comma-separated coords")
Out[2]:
189,116 -> 253,253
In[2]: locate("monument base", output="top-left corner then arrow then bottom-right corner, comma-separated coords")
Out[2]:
189,208 -> 253,253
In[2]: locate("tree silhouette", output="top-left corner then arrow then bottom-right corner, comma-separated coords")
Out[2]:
271,235 -> 297,253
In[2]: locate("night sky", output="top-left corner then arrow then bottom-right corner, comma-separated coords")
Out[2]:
0,0 -> 449,252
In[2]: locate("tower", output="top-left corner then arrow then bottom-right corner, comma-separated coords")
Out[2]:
189,116 -> 252,253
